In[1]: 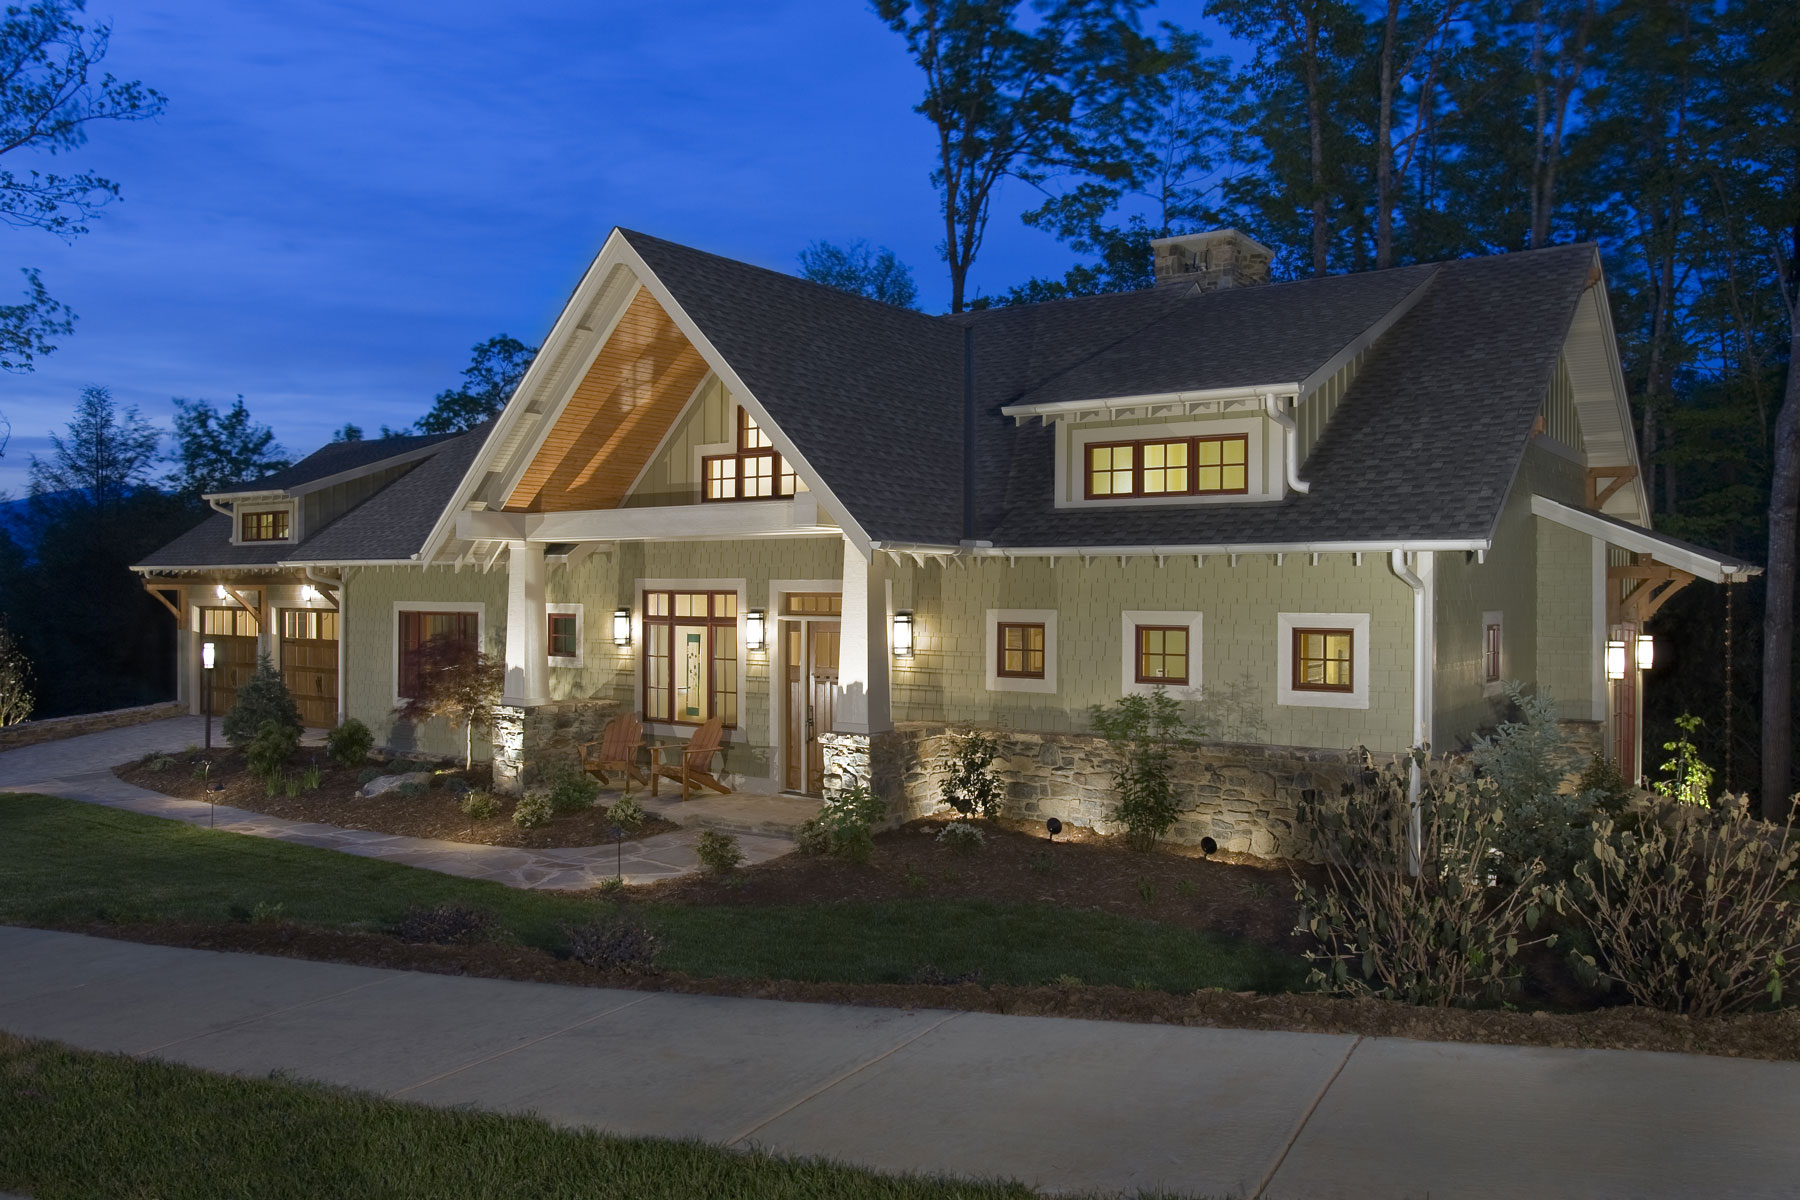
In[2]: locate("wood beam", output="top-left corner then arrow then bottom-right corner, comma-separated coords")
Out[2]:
1587,465 -> 1638,510
142,582 -> 182,622
222,586 -> 262,631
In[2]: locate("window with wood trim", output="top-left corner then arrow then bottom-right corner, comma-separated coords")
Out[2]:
282,610 -> 337,641
702,408 -> 799,502
1484,621 -> 1503,684
642,589 -> 738,726
1292,628 -> 1354,693
782,592 -> 842,616
240,509 -> 289,541
1084,434 -> 1248,499
1134,625 -> 1189,686
996,622 -> 1046,679
397,610 -> 478,700
200,607 -> 257,637
548,612 -> 579,659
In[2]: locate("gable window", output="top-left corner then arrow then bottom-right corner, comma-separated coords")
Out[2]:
1292,628 -> 1354,693
1085,435 -> 1248,499
996,622 -> 1046,679
642,589 -> 738,726
240,509 -> 289,541
1135,625 -> 1189,686
397,609 -> 478,701
548,613 -> 578,659
702,408 -> 798,502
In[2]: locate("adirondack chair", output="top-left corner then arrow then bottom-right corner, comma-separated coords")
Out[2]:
650,716 -> 732,801
578,714 -> 647,793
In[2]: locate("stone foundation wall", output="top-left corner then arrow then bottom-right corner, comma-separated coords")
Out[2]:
490,698 -> 624,793
0,701 -> 183,751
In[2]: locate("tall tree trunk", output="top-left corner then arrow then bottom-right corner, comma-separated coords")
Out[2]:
1303,2 -> 1329,276
1764,302 -> 1800,820
1376,0 -> 1401,269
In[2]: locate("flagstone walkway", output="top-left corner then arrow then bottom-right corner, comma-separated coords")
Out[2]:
0,716 -> 797,889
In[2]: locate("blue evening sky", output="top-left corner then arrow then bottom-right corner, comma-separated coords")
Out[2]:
0,0 -> 1230,495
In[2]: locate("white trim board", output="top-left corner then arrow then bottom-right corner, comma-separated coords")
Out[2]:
1276,612 -> 1371,710
1120,610 -> 1203,699
985,608 -> 1058,695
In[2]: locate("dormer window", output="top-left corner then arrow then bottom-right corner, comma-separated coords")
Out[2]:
240,509 -> 289,541
702,408 -> 798,501
1084,434 -> 1248,499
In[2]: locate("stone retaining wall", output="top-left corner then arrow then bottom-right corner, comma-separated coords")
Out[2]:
0,702 -> 184,751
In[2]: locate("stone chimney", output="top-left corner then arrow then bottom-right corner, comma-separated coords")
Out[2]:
1150,229 -> 1274,293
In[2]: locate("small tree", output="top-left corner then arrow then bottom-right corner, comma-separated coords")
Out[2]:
1088,689 -> 1202,850
394,634 -> 503,769
222,654 -> 302,748
0,617 -> 34,725
940,730 -> 1004,819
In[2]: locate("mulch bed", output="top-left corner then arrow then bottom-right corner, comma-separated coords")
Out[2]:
114,750 -> 678,850
69,918 -> 1800,1065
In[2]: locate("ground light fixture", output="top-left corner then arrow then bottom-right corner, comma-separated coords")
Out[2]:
745,608 -> 766,652
201,640 -> 217,751
1636,633 -> 1655,671
612,607 -> 632,647
1606,639 -> 1628,681
892,610 -> 914,657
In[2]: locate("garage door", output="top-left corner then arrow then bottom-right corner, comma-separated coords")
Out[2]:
281,609 -> 338,728
198,608 -> 259,717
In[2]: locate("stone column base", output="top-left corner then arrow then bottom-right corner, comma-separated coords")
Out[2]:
490,698 -> 624,794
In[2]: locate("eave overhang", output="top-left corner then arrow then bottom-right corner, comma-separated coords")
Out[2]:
1000,382 -> 1302,426
1530,495 -> 1760,583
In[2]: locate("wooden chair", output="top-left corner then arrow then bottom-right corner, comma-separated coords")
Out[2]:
650,716 -> 732,801
579,714 -> 647,793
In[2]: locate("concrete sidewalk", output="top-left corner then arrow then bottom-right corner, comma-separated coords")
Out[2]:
0,716 -> 794,888
5,927 -> 1799,1198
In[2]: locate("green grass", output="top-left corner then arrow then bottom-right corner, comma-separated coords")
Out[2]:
0,1033 -> 1066,1200
0,793 -> 1304,993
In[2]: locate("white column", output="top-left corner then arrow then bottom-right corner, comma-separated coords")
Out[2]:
502,540 -> 548,707
835,537 -> 891,735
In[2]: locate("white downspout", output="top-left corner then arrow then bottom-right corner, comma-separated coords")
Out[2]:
1263,393 -> 1311,495
1390,548 -> 1434,875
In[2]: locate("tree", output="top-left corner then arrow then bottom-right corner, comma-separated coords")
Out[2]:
221,654 -> 302,749
1374,0 -> 1465,268
875,0 -> 1162,312
28,385 -> 158,512
1765,248 -> 1799,818
330,423 -> 363,443
165,395 -> 289,497
1522,0 -> 1599,250
0,1 -> 166,442
797,239 -> 920,308
394,634 -> 504,769
0,616 -> 34,726
416,335 -> 536,434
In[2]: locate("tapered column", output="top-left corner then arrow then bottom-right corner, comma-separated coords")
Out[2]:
835,538 -> 891,735
502,539 -> 548,707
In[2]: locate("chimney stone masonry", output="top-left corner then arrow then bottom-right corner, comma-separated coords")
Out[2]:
1150,229 -> 1274,293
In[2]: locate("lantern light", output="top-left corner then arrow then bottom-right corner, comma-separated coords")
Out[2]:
612,607 -> 632,647
201,641 -> 217,671
745,608 -> 766,652
215,584 -> 228,600
1636,633 -> 1654,671
892,610 -> 914,658
300,584 -> 319,603
1605,639 -> 1627,681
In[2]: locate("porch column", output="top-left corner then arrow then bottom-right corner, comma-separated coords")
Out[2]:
502,540 -> 548,707
834,537 -> 891,735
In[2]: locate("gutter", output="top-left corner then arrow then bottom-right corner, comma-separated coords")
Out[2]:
1262,392 -> 1311,495
1388,548 -> 1433,875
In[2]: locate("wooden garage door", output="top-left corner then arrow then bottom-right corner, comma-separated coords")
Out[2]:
198,608 -> 259,716
281,609 -> 338,728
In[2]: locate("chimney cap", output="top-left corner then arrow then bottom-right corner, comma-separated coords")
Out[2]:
1148,227 -> 1275,258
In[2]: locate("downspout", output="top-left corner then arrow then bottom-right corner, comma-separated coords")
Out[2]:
303,567 -> 341,611
1263,393 -> 1311,494
1389,548 -> 1433,875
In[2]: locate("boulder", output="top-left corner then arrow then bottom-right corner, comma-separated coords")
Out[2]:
359,771 -> 432,799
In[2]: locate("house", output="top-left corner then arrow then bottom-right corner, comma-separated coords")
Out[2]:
133,227 -> 1760,855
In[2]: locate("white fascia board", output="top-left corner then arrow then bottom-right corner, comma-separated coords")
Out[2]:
1000,382 -> 1302,424
1529,495 -> 1759,583
873,538 -> 1487,558
460,496 -> 838,544
1297,267 -> 1439,397
1583,265 -> 1650,521
201,488 -> 287,503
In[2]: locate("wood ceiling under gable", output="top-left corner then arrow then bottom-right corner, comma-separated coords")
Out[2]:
504,286 -> 711,513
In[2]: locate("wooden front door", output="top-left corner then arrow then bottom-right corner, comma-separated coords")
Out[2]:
782,619 -> 840,795
281,609 -> 338,728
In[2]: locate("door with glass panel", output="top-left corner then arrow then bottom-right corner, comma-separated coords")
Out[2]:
778,592 -> 842,795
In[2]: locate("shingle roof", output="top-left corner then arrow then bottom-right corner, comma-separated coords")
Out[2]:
210,430 -> 458,496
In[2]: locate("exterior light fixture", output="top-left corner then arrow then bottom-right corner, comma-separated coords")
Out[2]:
201,640 -> 217,751
745,608 -> 767,652
1606,639 -> 1627,681
612,607 -> 632,647
893,610 -> 914,657
201,641 -> 217,671
215,584 -> 228,600
300,584 -> 319,603
1636,633 -> 1654,671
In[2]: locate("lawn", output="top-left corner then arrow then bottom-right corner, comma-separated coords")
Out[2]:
0,793 -> 1304,994
0,1032 -> 1134,1200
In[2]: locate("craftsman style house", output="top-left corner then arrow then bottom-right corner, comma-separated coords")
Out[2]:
135,228 -> 1758,853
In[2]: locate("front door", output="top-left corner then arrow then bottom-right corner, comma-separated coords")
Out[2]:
781,619 -> 840,795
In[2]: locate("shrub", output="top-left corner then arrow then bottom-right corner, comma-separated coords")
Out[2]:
1653,713 -> 1714,806
325,718 -> 374,768
459,789 -> 500,822
936,820 -> 985,855
146,755 -> 174,773
941,731 -> 1004,820
222,654 -> 302,748
391,633 -> 503,769
0,616 -> 35,727
283,774 -> 302,798
246,719 -> 299,782
1293,752 -> 1549,1007
1089,689 -> 1202,851
357,767 -> 382,787
696,829 -> 745,874
393,779 -> 429,799
299,764 -> 323,791
544,763 -> 600,814
1552,795 -> 1800,1017
1578,752 -> 1635,815
392,903 -> 498,946
796,783 -> 886,864
564,914 -> 660,973
512,789 -> 553,829
1468,684 -> 1605,883
605,793 -> 647,837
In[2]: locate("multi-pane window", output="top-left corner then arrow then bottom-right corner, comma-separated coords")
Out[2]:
782,592 -> 842,616
1292,628 -> 1354,693
642,590 -> 738,726
702,408 -> 799,502
397,610 -> 478,700
1085,435 -> 1249,499
282,610 -> 337,640
1484,622 -> 1502,683
996,622 -> 1046,679
1135,625 -> 1189,686
548,612 -> 579,659
200,607 -> 257,637
240,509 -> 289,541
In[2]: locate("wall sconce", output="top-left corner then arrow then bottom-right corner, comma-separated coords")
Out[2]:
745,608 -> 766,652
215,584 -> 228,600
893,610 -> 914,658
612,607 -> 632,647
1636,633 -> 1654,671
1605,639 -> 1627,681
201,640 -> 217,671
300,584 -> 319,603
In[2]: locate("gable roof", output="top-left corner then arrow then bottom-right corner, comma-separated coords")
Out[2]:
208,430 -> 458,497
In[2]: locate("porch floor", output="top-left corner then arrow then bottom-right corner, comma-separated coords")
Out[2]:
635,788 -> 821,839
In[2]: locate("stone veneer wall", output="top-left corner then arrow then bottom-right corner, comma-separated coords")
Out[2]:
0,701 -> 184,750
823,722 -> 1365,860
491,698 -> 625,793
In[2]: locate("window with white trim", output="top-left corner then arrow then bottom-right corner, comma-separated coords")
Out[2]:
1277,612 -> 1371,709
985,609 -> 1057,694
1120,610 -> 1203,697
1481,610 -> 1504,696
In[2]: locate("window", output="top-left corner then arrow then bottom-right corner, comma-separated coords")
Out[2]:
642,589 -> 738,726
240,509 -> 289,541
702,408 -> 799,502
548,612 -> 578,659
1084,434 -> 1248,499
200,607 -> 257,637
1484,622 -> 1502,683
1292,628 -> 1354,692
397,609 -> 478,700
996,622 -> 1046,679
986,609 -> 1057,694
782,592 -> 842,616
282,610 -> 337,640
1135,625 -> 1189,686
